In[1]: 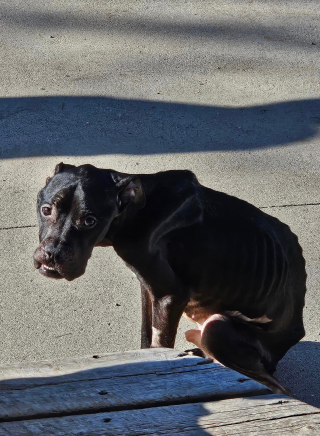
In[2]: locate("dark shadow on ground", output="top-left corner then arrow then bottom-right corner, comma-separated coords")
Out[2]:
276,340 -> 320,408
0,97 -> 320,159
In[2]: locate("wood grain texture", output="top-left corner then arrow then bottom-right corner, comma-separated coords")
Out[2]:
0,348 -> 210,390
0,355 -> 269,420
0,395 -> 319,435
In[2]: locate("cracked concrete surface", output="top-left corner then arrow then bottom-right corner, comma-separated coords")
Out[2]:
0,0 -> 320,408
260,202 -> 320,209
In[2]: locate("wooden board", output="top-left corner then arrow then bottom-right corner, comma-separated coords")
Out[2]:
0,348 -> 211,389
1,395 -> 319,435
0,349 -> 269,421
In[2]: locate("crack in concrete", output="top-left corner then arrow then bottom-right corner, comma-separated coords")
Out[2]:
260,202 -> 320,209
0,202 -> 319,231
0,224 -> 37,231
0,107 -> 29,121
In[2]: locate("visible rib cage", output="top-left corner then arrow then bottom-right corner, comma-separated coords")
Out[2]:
212,224 -> 288,311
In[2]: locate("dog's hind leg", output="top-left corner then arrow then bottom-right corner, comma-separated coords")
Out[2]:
198,314 -> 292,396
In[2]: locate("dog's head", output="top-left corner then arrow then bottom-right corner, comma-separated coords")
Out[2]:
33,163 -> 145,281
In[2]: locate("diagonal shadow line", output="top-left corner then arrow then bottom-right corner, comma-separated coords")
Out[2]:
0,96 -> 320,159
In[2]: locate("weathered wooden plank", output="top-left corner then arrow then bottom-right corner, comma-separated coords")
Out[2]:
0,359 -> 269,420
0,395 -> 319,435
0,348 -> 211,390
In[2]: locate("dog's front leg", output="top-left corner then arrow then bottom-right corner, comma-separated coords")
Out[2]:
141,284 -> 152,348
151,295 -> 186,348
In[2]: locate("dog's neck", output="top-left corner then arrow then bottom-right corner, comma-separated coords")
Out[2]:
96,171 -> 199,249
96,213 -> 128,247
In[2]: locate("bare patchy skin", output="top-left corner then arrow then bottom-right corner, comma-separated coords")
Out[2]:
34,163 -> 307,395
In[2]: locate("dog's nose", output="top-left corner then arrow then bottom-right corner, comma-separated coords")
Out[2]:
44,244 -> 55,262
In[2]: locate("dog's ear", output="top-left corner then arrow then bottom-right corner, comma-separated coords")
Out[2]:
45,162 -> 77,185
45,162 -> 65,185
112,174 -> 145,213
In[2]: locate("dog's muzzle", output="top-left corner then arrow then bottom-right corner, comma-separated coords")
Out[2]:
33,240 -> 85,281
33,244 -> 64,279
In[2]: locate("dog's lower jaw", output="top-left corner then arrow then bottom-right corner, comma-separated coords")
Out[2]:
39,265 -> 63,279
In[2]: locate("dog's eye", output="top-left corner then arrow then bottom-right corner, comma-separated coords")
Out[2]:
84,215 -> 97,227
41,205 -> 52,216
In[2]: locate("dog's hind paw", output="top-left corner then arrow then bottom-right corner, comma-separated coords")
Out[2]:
184,348 -> 208,359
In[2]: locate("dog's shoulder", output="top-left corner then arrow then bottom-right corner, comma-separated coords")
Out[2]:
151,169 -> 199,185
140,169 -> 200,201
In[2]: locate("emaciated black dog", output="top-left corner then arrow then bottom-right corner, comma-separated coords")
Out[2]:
34,163 -> 306,395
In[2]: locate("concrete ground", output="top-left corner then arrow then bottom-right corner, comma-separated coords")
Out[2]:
0,0 -> 320,407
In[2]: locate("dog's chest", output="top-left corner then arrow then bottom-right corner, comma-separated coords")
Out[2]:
125,262 -> 150,289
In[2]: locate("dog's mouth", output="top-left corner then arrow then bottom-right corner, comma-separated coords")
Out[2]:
34,260 -> 63,279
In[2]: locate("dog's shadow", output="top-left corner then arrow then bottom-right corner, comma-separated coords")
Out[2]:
275,340 -> 320,408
